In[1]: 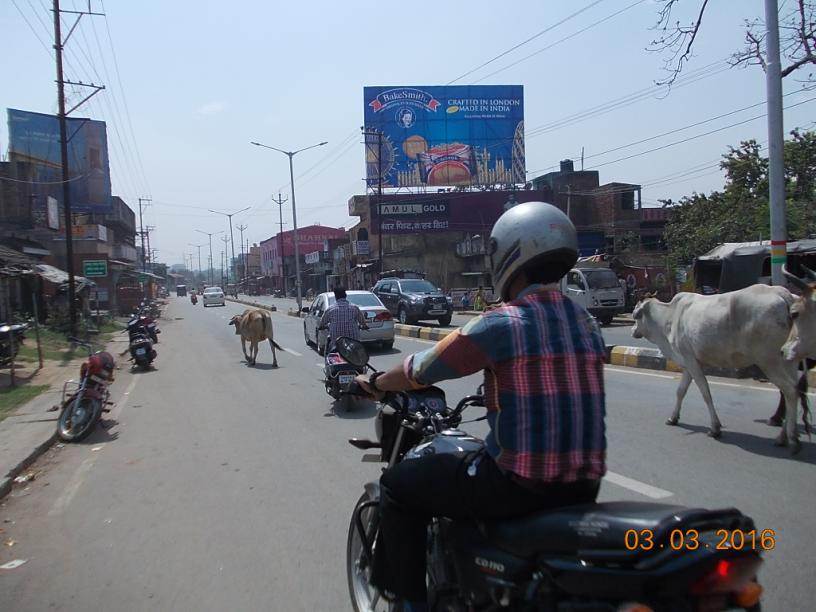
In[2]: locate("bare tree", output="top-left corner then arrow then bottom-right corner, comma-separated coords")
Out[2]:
649,0 -> 816,84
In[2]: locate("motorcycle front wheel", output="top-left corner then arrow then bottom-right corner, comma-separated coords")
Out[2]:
57,395 -> 102,442
347,491 -> 401,612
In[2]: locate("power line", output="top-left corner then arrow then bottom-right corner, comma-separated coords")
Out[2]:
447,0 -> 608,84
473,0 -> 647,84
11,0 -> 52,56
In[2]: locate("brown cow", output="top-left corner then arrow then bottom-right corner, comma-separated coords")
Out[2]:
228,309 -> 282,367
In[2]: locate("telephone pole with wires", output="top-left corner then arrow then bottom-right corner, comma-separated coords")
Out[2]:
272,193 -> 288,294
236,224 -> 248,283
220,235 -> 231,286
52,0 -> 106,334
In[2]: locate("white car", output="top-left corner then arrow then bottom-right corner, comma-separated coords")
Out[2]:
302,291 -> 395,354
202,286 -> 225,307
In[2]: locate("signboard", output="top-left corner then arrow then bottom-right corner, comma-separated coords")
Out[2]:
54,224 -> 108,242
7,109 -> 112,213
82,260 -> 108,277
363,85 -> 524,188
304,251 -> 321,265
352,240 -> 369,256
47,196 -> 60,230
378,199 -> 450,234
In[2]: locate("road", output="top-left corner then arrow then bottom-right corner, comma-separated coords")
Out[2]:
0,297 -> 813,610
245,294 -> 653,348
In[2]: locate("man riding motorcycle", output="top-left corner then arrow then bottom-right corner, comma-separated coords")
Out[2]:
318,287 -> 368,352
355,202 -> 607,610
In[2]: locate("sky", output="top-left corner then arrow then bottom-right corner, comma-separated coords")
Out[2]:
3,0 -> 814,268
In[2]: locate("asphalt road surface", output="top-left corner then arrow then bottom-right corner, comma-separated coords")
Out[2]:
0,297 -> 813,610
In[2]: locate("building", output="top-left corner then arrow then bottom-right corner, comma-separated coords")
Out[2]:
259,225 -> 347,293
340,160 -> 668,290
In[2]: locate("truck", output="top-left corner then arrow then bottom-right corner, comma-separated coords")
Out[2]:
559,263 -> 625,325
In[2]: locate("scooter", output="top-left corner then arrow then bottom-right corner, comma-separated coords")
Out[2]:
322,333 -> 367,411
337,339 -> 765,612
126,312 -> 156,370
56,338 -> 115,442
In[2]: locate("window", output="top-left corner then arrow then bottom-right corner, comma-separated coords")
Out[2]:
566,271 -> 584,289
399,280 -> 436,293
584,269 -> 619,289
620,191 -> 635,210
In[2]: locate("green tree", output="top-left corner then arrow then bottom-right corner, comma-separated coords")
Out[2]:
665,130 -> 816,265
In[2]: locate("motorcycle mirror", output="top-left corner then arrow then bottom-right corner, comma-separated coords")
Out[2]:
335,337 -> 369,368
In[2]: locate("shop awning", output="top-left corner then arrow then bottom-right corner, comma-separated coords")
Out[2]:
35,264 -> 94,291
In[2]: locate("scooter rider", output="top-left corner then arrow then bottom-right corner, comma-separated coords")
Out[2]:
319,287 -> 368,352
355,202 -> 607,610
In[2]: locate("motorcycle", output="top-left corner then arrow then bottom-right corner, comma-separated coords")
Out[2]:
323,336 -> 367,411
56,338 -> 115,442
0,321 -> 28,366
126,311 -> 156,370
191,293 -> 198,305
337,339 -> 764,612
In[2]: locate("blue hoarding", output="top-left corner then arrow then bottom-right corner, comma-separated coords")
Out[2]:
363,85 -> 524,188
7,108 -> 112,213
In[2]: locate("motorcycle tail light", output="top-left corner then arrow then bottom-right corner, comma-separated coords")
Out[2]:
374,311 -> 393,322
326,353 -> 347,365
691,557 -> 762,596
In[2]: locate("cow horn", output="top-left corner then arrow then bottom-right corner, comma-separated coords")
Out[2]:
801,263 -> 816,281
783,265 -> 810,291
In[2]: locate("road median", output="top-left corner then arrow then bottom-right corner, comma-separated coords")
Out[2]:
225,297 -> 278,312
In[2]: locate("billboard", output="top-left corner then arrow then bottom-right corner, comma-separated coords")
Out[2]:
363,85 -> 524,188
7,108 -> 112,213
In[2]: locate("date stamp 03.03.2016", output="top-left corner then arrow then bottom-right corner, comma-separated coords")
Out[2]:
624,529 -> 776,552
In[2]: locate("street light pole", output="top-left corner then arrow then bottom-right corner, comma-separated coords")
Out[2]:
189,243 -> 204,285
250,140 -> 328,311
195,230 -> 223,286
209,206 -> 250,283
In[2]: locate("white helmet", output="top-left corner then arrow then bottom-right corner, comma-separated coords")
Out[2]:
488,201 -> 578,301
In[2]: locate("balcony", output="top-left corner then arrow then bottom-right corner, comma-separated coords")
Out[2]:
112,243 -> 137,262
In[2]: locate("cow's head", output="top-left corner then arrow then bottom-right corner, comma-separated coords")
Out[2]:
228,315 -> 242,334
781,265 -> 816,361
631,297 -> 655,339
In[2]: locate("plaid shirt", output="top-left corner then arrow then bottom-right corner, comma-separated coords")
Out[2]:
320,298 -> 367,342
404,286 -> 606,483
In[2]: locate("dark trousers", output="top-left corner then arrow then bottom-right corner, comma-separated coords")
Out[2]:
372,450 -> 600,601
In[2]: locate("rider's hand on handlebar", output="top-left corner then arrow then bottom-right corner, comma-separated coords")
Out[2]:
354,374 -> 385,401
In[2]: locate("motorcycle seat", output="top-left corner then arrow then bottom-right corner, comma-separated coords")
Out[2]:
484,501 -> 745,562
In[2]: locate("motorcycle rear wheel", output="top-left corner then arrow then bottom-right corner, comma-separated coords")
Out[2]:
347,491 -> 400,611
57,396 -> 102,442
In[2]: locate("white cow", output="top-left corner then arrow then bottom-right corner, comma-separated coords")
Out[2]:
631,285 -> 804,453
781,265 -> 816,362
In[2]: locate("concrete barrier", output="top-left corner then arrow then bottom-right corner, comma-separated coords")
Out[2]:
226,297 -> 277,312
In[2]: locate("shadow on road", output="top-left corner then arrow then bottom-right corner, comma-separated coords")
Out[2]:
675,422 -> 816,463
245,362 -> 280,371
326,398 -> 378,420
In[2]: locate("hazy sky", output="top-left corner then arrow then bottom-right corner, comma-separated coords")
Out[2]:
3,0 -> 814,267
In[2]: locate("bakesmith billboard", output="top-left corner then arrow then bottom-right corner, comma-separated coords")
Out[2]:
363,86 -> 524,188
7,108 -> 112,213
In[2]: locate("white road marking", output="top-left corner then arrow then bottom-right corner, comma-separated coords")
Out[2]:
283,348 -> 303,357
604,471 -> 674,499
605,366 -> 675,380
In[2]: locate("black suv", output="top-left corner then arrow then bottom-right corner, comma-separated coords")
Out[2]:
373,278 -> 453,326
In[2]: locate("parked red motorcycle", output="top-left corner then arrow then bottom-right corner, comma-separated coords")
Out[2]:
56,338 -> 116,442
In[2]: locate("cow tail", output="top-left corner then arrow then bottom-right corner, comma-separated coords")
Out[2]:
799,364 -> 811,437
264,315 -> 284,351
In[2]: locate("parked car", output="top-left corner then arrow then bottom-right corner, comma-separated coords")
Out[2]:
202,286 -> 225,307
302,291 -> 395,355
372,278 -> 453,326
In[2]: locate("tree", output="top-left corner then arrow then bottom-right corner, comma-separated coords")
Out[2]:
664,130 -> 816,265
649,0 -> 816,84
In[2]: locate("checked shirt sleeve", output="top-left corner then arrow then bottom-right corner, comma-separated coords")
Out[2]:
404,315 -> 503,387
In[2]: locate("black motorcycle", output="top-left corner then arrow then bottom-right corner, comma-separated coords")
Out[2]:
337,339 -> 764,612
0,322 -> 28,366
126,312 -> 156,370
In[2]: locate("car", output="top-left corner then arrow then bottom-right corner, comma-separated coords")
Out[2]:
202,286 -> 225,307
302,290 -> 395,355
372,278 -> 453,326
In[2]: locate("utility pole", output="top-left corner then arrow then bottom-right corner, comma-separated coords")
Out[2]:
189,243 -> 204,285
209,206 -> 250,283
237,223 -> 248,283
272,193 -> 288,295
195,229 -> 223,287
52,0 -> 105,335
145,225 -> 155,270
138,198 -> 151,273
221,235 -> 230,286
765,0 -> 787,286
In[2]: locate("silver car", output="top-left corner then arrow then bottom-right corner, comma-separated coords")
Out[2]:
303,291 -> 395,354
202,286 -> 225,307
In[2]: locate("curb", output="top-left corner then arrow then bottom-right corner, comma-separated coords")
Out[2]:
393,322 -> 816,383
0,431 -> 58,500
226,297 -> 277,312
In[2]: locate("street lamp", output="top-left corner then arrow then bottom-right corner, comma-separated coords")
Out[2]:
189,243 -> 205,285
195,229 -> 224,286
208,206 -> 250,283
251,139 -> 328,311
